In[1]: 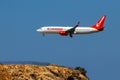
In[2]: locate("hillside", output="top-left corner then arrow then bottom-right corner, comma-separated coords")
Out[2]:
0,64 -> 89,80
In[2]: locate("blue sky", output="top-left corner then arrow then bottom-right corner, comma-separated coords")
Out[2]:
0,0 -> 120,80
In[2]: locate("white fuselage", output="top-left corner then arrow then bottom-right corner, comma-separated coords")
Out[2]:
37,15 -> 106,37
37,26 -> 99,34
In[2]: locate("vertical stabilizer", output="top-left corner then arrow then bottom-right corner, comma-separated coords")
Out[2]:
91,15 -> 106,31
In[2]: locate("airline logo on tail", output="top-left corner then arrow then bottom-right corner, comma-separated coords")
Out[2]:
37,15 -> 106,37
91,15 -> 106,31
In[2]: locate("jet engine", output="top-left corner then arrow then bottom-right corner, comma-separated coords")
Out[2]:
59,31 -> 68,36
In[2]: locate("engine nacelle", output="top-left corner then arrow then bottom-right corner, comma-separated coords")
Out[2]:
59,31 -> 68,36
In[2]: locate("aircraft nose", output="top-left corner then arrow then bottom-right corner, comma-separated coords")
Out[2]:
36,29 -> 41,32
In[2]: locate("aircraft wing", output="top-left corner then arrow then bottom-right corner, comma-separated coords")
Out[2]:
66,21 -> 80,37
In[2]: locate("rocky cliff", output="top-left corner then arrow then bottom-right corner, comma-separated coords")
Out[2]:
0,64 -> 89,80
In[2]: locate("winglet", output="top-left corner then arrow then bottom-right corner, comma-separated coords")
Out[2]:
91,15 -> 106,31
74,21 -> 80,28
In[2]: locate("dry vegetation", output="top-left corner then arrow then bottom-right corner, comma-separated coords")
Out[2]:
0,64 -> 89,80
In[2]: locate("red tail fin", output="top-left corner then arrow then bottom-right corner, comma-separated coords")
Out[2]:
91,15 -> 106,31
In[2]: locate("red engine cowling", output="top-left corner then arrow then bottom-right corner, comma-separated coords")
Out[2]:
59,31 -> 68,36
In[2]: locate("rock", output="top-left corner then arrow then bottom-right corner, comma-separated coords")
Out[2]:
0,64 -> 89,80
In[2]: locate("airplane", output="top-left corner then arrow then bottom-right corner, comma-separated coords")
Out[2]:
37,15 -> 106,37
